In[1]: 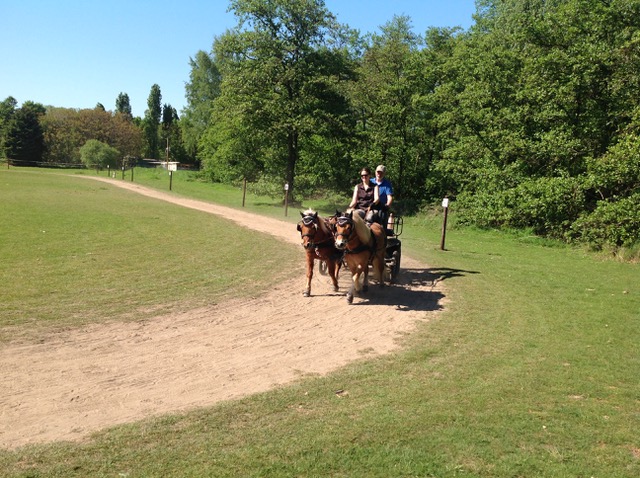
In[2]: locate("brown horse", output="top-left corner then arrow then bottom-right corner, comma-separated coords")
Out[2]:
297,209 -> 343,297
333,211 -> 387,304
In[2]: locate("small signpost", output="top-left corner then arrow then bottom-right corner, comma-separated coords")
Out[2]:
440,197 -> 449,251
168,162 -> 177,191
284,182 -> 290,217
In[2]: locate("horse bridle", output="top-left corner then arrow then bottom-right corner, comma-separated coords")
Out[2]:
298,215 -> 334,252
334,215 -> 356,244
335,214 -> 374,255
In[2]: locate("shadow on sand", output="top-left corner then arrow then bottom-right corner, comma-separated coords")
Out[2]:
347,266 -> 480,311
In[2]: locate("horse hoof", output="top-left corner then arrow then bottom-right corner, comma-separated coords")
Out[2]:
333,285 -> 339,292
303,290 -> 310,297
346,293 -> 353,304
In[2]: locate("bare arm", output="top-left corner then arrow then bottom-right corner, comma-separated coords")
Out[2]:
348,185 -> 358,209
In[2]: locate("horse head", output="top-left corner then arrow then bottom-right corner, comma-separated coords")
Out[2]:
297,210 -> 319,249
334,211 -> 355,250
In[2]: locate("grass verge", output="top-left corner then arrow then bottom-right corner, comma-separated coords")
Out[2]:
0,169 -> 299,340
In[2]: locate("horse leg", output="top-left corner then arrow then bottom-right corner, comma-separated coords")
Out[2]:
303,253 -> 314,297
361,260 -> 369,293
345,261 -> 357,304
346,282 -> 355,304
328,259 -> 339,292
353,268 -> 363,293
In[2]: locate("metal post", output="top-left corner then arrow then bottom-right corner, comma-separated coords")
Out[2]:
440,198 -> 449,251
169,170 -> 173,191
284,183 -> 289,217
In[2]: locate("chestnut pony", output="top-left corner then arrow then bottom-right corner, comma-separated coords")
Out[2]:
297,209 -> 342,297
333,211 -> 387,304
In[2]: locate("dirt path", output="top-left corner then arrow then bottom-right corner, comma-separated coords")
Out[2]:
0,176 -> 445,450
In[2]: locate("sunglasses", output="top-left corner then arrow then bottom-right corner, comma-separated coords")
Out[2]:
361,174 -> 369,177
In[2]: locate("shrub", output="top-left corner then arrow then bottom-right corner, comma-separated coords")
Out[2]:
569,193 -> 640,249
457,176 -> 585,237
79,139 -> 120,169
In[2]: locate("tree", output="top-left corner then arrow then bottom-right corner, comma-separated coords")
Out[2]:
203,0 -> 354,198
160,103 -> 187,163
4,101 -> 46,165
115,92 -> 132,118
79,139 -> 120,169
143,84 -> 162,159
41,107 -> 143,164
428,0 -> 640,247
181,50 -> 222,164
351,15 -> 427,208
0,96 -> 18,158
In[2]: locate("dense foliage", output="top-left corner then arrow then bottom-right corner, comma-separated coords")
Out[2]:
185,0 -> 640,250
2,0 -> 639,250
40,107 -> 143,165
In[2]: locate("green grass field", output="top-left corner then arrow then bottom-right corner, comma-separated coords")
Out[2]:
1,168 -> 639,477
0,169 -> 300,339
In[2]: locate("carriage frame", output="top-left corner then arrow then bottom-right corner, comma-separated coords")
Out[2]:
384,214 -> 403,282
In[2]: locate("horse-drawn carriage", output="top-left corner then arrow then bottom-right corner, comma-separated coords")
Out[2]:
314,211 -> 403,283
297,207 -> 403,302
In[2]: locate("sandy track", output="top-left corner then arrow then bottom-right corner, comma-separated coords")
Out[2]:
0,176 -> 444,449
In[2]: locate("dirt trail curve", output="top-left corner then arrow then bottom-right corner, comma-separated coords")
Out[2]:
0,176 -> 445,450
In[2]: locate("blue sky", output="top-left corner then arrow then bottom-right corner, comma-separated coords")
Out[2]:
1,0 -> 476,118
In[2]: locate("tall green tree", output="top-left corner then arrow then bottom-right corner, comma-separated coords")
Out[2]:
203,0 -> 354,197
143,84 -> 162,159
115,92 -> 132,118
0,96 -> 18,158
160,103 -> 187,164
4,101 -> 46,165
351,15 -> 426,208
181,50 -> 222,164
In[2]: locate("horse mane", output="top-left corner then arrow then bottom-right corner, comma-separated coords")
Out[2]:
351,212 -> 372,245
303,208 -> 330,235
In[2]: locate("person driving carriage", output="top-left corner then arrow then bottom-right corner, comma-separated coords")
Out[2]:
371,164 -> 393,227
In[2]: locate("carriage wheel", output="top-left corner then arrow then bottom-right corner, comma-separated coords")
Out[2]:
319,260 -> 328,276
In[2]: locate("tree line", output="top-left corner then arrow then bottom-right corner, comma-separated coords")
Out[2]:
2,0 -> 639,251
0,86 -> 187,170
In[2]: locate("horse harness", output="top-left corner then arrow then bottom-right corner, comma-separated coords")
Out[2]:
335,215 -> 378,260
298,215 -> 339,258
